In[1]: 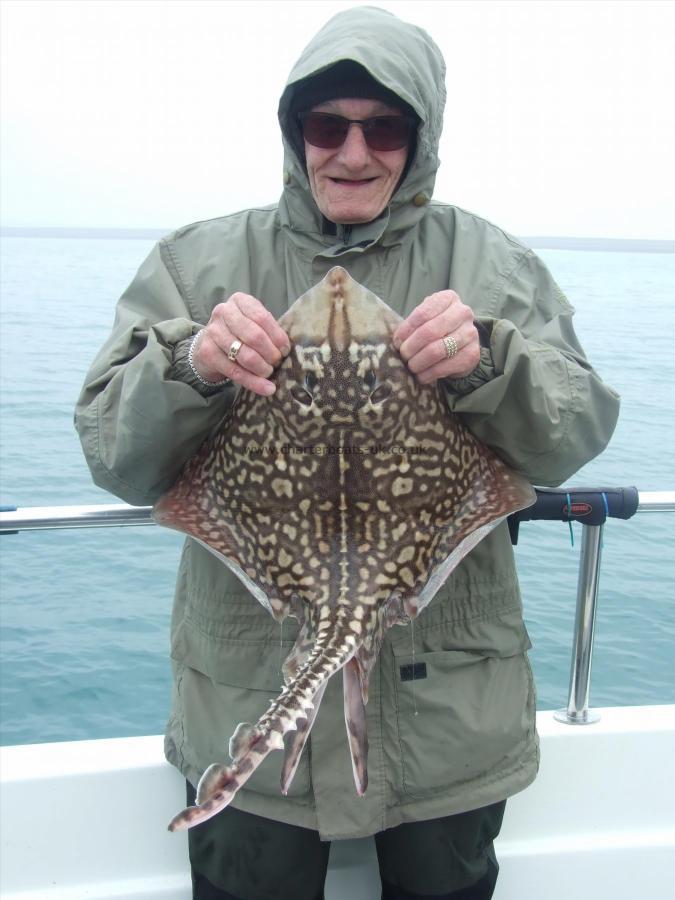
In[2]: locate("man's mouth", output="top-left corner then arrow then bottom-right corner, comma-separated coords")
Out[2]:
329,177 -> 377,187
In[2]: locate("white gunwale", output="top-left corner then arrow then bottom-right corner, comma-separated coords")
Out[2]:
2,705 -> 675,899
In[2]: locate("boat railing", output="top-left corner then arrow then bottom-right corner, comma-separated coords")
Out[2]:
2,488 -> 674,726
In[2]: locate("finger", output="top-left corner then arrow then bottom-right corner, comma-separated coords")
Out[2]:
197,334 -> 278,396
397,304 -> 471,363
415,341 -> 482,385
195,326 -> 274,383
217,301 -> 285,368
225,361 -> 277,397
217,340 -> 275,379
392,291 -> 459,350
406,321 -> 477,375
233,294 -> 291,359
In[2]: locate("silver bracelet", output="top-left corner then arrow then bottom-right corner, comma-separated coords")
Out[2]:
188,330 -> 230,387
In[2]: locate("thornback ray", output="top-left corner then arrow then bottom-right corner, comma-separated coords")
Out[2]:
153,266 -> 536,831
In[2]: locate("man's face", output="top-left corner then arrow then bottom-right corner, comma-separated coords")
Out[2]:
304,98 -> 409,226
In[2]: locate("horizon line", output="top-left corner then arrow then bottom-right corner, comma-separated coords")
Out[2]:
1,226 -> 673,253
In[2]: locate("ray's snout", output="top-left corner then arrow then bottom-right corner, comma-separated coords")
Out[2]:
328,266 -> 348,291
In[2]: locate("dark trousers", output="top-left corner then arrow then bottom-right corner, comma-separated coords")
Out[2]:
187,783 -> 505,900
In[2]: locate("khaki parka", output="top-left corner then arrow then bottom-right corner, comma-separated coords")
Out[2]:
75,7 -> 620,840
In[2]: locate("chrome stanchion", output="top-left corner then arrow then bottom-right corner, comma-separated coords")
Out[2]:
0,504 -> 154,533
554,523 -> 604,725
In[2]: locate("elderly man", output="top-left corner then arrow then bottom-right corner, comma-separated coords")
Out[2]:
75,7 -> 619,900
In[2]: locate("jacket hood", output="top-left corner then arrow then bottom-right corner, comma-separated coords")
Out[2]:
277,6 -> 447,252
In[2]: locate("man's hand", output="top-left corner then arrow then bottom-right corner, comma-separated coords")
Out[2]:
392,290 -> 481,384
192,293 -> 291,396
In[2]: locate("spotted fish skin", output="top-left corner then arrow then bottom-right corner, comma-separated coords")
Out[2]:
168,604 -> 358,831
154,267 -> 535,831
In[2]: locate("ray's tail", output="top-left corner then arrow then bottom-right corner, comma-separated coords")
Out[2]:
168,614 -> 360,831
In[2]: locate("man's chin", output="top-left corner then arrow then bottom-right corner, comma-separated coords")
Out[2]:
322,203 -> 385,226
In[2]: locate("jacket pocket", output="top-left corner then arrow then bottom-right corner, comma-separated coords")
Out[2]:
385,644 -> 535,797
171,618 -> 311,798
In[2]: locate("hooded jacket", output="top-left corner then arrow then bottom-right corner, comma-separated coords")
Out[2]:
75,7 -> 619,840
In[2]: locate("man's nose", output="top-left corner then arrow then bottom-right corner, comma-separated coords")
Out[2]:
336,123 -> 371,167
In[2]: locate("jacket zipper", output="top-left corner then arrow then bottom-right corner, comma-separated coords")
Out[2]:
337,224 -> 352,252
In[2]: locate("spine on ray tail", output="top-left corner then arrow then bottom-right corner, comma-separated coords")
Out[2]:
168,606 -> 363,832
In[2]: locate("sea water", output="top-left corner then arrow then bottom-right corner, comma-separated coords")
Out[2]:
0,234 -> 673,746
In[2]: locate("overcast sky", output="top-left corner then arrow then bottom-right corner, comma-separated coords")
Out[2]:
1,0 -> 674,239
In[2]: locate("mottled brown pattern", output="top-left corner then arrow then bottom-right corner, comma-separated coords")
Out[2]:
154,267 -> 535,831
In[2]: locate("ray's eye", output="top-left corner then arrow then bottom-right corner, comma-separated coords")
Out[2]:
364,368 -> 391,404
291,386 -> 313,406
370,382 -> 392,404
304,371 -> 318,393
290,370 -> 318,407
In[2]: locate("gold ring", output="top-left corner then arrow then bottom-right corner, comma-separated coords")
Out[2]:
443,335 -> 459,360
228,339 -> 242,362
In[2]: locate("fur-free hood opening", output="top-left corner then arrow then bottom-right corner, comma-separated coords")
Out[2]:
277,6 -> 447,245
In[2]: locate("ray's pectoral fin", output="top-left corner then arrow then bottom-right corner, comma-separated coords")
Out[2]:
343,657 -> 368,796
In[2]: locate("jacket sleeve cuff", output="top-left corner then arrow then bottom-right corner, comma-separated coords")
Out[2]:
443,319 -> 496,396
171,333 -> 232,398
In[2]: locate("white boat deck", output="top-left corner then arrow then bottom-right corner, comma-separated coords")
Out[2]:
2,705 -> 674,899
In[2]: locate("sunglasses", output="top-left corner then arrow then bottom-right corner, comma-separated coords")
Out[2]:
298,112 -> 415,152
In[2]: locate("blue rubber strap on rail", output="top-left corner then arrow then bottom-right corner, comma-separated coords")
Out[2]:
566,492 -> 574,547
